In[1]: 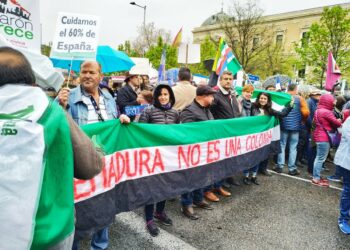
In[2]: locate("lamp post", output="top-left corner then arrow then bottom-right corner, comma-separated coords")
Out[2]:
130,2 -> 146,28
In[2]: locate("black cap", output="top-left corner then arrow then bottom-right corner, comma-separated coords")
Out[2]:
196,85 -> 216,96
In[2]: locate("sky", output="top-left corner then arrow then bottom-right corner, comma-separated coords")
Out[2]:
40,0 -> 350,47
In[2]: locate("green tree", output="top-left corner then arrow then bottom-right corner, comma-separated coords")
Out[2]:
295,6 -> 350,88
219,0 -> 270,72
145,36 -> 177,69
252,38 -> 297,79
117,40 -> 140,57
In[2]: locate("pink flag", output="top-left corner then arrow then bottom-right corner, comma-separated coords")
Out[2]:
325,51 -> 341,91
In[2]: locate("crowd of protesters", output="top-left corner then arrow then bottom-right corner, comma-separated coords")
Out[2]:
1,46 -> 350,249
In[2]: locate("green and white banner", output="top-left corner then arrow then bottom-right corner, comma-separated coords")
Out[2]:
75,113 -> 285,239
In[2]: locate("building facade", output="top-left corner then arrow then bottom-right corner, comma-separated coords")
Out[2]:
192,3 -> 350,79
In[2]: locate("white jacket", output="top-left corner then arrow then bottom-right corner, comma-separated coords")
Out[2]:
334,118 -> 350,170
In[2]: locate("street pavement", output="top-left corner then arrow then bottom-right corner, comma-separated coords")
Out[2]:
82,161 -> 350,250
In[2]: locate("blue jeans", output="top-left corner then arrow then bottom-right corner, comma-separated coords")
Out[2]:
243,164 -> 259,177
277,130 -> 299,171
72,227 -> 109,250
181,189 -> 203,206
339,167 -> 350,223
313,142 -> 330,180
203,181 -> 223,193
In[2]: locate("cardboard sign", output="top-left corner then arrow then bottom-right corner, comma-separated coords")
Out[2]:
51,12 -> 100,60
178,43 -> 200,64
0,0 -> 41,51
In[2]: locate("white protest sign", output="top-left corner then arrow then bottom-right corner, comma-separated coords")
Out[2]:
178,43 -> 200,64
51,12 -> 100,60
0,0 -> 40,52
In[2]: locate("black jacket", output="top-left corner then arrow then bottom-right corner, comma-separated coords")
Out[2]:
139,106 -> 179,124
117,83 -> 138,114
210,88 -> 240,119
139,84 -> 179,124
180,99 -> 214,123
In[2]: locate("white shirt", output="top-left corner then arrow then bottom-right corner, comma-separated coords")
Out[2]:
81,94 -> 108,124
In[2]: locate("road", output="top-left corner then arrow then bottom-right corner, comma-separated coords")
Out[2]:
82,162 -> 350,250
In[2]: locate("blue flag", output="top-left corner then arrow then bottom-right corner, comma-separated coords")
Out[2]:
158,47 -> 166,81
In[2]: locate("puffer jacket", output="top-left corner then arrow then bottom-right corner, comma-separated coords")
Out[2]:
313,94 -> 342,142
139,84 -> 179,124
139,106 -> 179,124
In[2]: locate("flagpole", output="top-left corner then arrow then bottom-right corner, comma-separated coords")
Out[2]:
67,57 -> 74,88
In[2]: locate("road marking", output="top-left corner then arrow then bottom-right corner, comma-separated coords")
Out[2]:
267,170 -> 343,191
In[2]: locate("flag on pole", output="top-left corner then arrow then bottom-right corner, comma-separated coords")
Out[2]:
212,38 -> 242,77
158,47 -> 166,81
172,27 -> 182,47
275,75 -> 281,90
325,51 -> 341,91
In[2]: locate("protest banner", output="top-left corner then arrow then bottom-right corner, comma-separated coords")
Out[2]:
178,43 -> 200,64
0,0 -> 41,52
50,12 -> 100,60
124,104 -> 149,117
73,87 -> 291,239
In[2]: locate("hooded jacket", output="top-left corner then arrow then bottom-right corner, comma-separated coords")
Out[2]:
313,94 -> 342,143
139,84 -> 179,124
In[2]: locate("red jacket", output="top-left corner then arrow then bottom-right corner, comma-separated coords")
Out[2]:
313,94 -> 342,142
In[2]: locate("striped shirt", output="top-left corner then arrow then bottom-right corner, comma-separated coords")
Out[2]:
81,94 -> 108,124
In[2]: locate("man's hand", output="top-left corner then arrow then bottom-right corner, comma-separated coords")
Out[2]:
57,88 -> 70,109
119,114 -> 131,124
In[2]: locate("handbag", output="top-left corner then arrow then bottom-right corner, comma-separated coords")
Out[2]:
315,111 -> 341,148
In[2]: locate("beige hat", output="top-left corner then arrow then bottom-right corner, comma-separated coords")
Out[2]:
309,89 -> 321,96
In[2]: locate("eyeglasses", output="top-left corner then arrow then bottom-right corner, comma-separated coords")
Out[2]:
222,78 -> 233,81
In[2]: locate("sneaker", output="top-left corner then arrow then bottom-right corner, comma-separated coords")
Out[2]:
243,177 -> 251,185
146,220 -> 159,237
154,212 -> 173,226
311,178 -> 329,187
251,177 -> 260,185
288,169 -> 300,176
272,167 -> 282,174
339,220 -> 350,235
327,175 -> 342,182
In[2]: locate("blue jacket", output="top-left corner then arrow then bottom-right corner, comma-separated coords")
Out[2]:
281,95 -> 302,131
67,86 -> 118,125
306,97 -> 318,130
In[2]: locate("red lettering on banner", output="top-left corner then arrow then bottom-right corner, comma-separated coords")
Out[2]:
178,146 -> 190,168
152,149 -> 165,172
74,179 -> 96,200
115,152 -> 126,184
102,159 -> 108,188
138,149 -> 151,176
177,144 -> 201,168
191,144 -> 201,166
225,137 -> 242,157
126,152 -> 137,177
207,140 -> 220,163
107,157 -> 116,188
